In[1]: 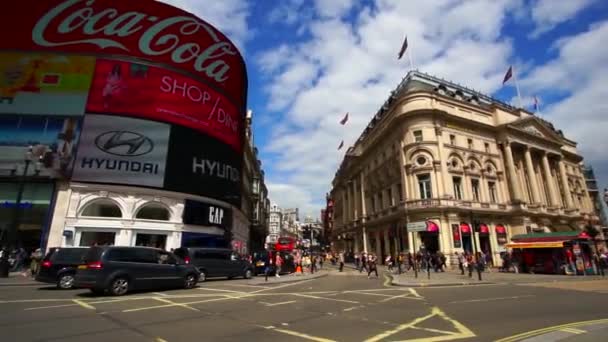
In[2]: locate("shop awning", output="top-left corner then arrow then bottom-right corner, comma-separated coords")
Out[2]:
511,231 -> 590,243
426,221 -> 439,232
479,223 -> 490,234
506,241 -> 564,249
460,223 -> 471,234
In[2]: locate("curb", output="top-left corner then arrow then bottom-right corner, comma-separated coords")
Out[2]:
247,272 -> 328,285
0,281 -> 40,287
391,280 -> 494,288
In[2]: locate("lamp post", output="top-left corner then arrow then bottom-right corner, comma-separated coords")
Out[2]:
469,210 -> 482,281
0,146 -> 39,278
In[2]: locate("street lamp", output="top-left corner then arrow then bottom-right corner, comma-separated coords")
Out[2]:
1,146 -> 41,277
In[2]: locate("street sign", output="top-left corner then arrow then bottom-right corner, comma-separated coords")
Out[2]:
407,221 -> 427,232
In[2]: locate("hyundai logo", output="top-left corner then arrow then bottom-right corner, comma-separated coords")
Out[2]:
94,131 -> 154,156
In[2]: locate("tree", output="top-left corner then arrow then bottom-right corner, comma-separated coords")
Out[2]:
584,224 -> 600,253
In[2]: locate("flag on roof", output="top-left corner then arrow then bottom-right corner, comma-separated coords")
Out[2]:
340,112 -> 349,125
397,35 -> 408,60
338,140 -> 344,150
502,66 -> 513,84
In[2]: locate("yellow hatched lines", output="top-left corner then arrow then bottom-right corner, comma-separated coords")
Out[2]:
495,318 -> 608,342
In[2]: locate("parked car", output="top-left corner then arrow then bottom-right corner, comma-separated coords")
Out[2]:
74,246 -> 199,296
36,247 -> 89,289
173,247 -> 253,282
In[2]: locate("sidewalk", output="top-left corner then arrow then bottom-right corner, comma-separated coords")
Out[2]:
391,269 -> 607,287
247,270 -> 329,285
0,272 -> 40,286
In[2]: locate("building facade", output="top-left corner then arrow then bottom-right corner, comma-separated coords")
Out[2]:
329,71 -> 598,265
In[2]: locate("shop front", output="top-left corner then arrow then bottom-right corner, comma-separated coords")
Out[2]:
419,221 -> 440,253
0,181 -> 55,251
506,231 -> 595,275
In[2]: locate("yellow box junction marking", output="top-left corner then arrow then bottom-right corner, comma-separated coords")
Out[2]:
495,318 -> 608,342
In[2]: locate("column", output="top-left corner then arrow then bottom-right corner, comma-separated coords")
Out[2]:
524,147 -> 541,203
541,154 -> 559,207
558,160 -> 574,208
354,235 -> 360,254
341,188 -> 347,225
399,148 -> 410,200
352,177 -> 359,219
502,142 -> 522,202
374,231 -> 382,256
384,229 -> 391,258
435,126 -> 450,197
362,227 -> 369,253
408,231 -> 414,253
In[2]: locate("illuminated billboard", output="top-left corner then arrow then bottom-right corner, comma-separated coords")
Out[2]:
86,59 -> 242,152
0,52 -> 94,115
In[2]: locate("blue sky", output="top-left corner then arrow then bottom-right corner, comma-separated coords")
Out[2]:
164,0 -> 608,218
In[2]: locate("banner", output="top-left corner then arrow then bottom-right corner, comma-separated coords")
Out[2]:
72,115 -> 170,187
183,200 -> 232,229
0,52 -> 94,115
86,59 -> 242,152
164,125 -> 242,207
0,115 -> 81,178
451,224 -> 462,248
0,0 -> 247,110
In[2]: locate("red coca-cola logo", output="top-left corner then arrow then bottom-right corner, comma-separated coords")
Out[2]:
0,0 -> 247,108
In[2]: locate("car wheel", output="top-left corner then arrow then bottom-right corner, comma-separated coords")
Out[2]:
109,277 -> 129,296
244,269 -> 253,279
57,274 -> 75,289
184,273 -> 197,289
199,270 -> 207,282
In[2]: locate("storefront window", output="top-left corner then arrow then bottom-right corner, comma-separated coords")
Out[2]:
81,200 -> 122,218
80,231 -> 116,246
136,203 -> 170,220
135,233 -> 167,249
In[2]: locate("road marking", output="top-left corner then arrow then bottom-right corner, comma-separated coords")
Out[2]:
448,295 -> 535,304
345,291 -> 395,298
363,307 -> 475,342
153,292 -> 169,297
25,303 -> 79,311
560,327 -> 586,334
265,326 -> 336,342
495,318 -> 608,342
383,274 -> 392,287
72,299 -> 95,310
226,283 -> 272,289
261,300 -> 297,306
250,278 -> 317,293
409,288 -> 423,298
293,293 -> 359,304
155,338 -> 168,342
343,306 -> 364,312
198,287 -> 247,294
378,292 -> 424,303
154,297 -> 200,312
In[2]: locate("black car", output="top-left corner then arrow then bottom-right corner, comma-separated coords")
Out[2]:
36,247 -> 89,289
173,247 -> 253,282
74,246 -> 199,296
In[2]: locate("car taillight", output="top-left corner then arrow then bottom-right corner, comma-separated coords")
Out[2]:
184,256 -> 191,264
87,261 -> 103,269
41,260 -> 52,268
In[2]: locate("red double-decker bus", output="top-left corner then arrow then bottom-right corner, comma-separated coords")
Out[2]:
275,237 -> 296,252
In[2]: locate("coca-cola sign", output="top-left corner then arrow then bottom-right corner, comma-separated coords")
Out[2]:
0,0 -> 247,109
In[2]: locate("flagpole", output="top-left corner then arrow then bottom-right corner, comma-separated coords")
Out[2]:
536,98 -> 543,119
407,43 -> 415,71
512,66 -> 523,108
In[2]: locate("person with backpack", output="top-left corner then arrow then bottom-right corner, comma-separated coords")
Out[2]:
367,253 -> 378,278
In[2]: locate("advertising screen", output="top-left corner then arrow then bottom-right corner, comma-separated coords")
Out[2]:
86,59 -> 242,152
183,200 -> 231,229
72,115 -> 170,188
0,52 -> 95,115
165,126 -> 242,207
0,0 -> 247,110
0,115 -> 81,179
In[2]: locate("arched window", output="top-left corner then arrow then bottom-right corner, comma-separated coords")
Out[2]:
81,199 -> 122,218
136,202 -> 170,221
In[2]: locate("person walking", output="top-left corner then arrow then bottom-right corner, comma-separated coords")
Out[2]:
264,252 -> 273,282
406,252 -> 414,272
275,254 -> 283,278
367,253 -> 379,278
456,252 -> 464,275
319,254 -> 324,270
385,255 -> 393,273
397,253 -> 403,274
339,252 -> 345,272
310,254 -> 316,274
354,253 -> 360,270
29,248 -> 43,277
359,252 -> 368,273
466,253 -> 474,278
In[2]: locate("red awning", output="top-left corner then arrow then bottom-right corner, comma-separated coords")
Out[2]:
496,224 -> 507,234
479,224 -> 489,234
460,223 -> 471,234
426,221 -> 439,232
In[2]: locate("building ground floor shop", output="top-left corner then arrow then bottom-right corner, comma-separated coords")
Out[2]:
40,182 -> 253,254
333,210 -> 588,267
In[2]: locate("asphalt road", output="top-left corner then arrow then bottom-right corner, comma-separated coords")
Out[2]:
2,271 -> 608,342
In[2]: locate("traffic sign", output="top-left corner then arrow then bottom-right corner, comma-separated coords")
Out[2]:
407,221 -> 427,232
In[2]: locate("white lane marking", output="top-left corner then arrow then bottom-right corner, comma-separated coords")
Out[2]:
249,278 -> 318,293
378,292 -> 424,303
153,292 -> 169,297
268,327 -> 337,342
343,306 -> 364,312
197,287 -> 248,294
293,293 -> 359,304
261,300 -> 297,307
449,294 -> 535,304
560,327 -> 587,334
225,283 -> 272,289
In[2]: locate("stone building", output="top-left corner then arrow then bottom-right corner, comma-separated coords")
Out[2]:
329,71 -> 598,265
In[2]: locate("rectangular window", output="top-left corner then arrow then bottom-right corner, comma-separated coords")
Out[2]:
484,142 -> 490,153
414,130 -> 423,142
467,138 -> 473,149
449,134 -> 456,145
397,183 -> 403,202
488,181 -> 497,203
418,174 -> 432,199
471,178 -> 480,202
387,187 -> 393,206
378,192 -> 384,209
371,196 -> 376,213
453,177 -> 463,200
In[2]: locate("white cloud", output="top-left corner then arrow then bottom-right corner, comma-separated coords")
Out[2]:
529,0 -> 596,38
521,21 -> 608,188
159,0 -> 251,48
314,0 -> 355,18
259,0 -> 523,214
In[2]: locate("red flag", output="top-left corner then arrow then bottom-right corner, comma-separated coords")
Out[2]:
397,35 -> 408,60
339,112 -> 349,125
502,66 -> 513,84
338,140 -> 344,150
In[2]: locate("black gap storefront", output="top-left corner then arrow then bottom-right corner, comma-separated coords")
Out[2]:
181,199 -> 231,248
